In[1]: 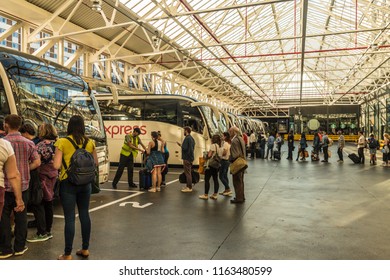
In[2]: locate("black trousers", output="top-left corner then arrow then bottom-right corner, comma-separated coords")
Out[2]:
323,146 -> 329,161
358,147 -> 365,164
0,190 -> 28,254
287,146 -> 293,159
337,147 -> 343,161
112,153 -> 135,187
204,167 -> 219,194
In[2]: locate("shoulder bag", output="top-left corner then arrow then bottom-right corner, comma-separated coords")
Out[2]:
230,141 -> 248,175
208,144 -> 221,169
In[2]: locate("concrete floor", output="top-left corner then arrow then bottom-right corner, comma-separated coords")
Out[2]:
14,143 -> 390,260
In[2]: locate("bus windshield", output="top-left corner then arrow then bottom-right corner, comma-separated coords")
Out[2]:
2,56 -> 105,142
199,105 -> 219,136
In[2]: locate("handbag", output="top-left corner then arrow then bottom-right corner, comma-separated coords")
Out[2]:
208,145 -> 221,169
179,170 -> 200,185
91,168 -> 100,194
198,157 -> 206,174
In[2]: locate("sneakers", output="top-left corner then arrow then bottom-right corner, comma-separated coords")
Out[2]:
181,187 -> 193,193
148,188 -> 157,193
46,232 -> 53,239
0,251 -> 13,259
220,189 -> 233,196
14,246 -> 28,256
210,193 -> 218,200
27,234 -> 50,243
198,194 -> 208,200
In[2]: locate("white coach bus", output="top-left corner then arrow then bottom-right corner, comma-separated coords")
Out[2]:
95,91 -> 228,165
0,47 -> 110,183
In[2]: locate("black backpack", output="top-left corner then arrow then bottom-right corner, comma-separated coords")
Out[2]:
368,139 -> 378,149
62,137 -> 96,185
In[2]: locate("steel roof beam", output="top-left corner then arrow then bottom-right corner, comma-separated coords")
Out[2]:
144,0 -> 294,21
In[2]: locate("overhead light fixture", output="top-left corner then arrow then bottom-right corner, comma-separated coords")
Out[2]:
370,43 -> 379,50
91,0 -> 102,12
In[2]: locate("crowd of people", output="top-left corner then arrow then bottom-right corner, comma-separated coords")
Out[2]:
244,128 -> 390,166
112,125 -> 247,203
0,114 -> 97,260
1,112 -> 388,260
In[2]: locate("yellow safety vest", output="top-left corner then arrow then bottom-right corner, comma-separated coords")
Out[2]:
120,134 -> 139,157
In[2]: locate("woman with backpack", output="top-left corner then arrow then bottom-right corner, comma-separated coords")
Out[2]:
26,123 -> 58,243
296,132 -> 307,161
53,115 -> 98,260
368,133 -> 379,165
199,134 -> 222,200
36,123 -> 58,239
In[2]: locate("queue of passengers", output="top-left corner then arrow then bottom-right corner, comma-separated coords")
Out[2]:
0,114 -> 96,260
243,129 -> 390,166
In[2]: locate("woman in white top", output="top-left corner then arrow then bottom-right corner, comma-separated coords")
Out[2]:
199,134 -> 223,200
357,131 -> 366,164
219,132 -> 232,196
0,138 -> 23,219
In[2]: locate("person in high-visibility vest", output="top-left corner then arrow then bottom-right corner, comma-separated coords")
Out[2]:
112,128 -> 146,189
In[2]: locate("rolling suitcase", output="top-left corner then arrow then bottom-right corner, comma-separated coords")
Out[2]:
273,150 -> 281,160
256,148 -> 261,159
311,151 -> 319,161
348,153 -> 361,164
139,168 -> 151,190
139,154 -> 152,190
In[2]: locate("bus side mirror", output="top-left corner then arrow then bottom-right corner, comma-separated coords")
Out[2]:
203,129 -> 209,140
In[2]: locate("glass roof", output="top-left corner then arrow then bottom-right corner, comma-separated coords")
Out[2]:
118,0 -> 390,111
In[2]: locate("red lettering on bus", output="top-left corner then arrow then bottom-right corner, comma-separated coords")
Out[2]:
105,125 -> 147,138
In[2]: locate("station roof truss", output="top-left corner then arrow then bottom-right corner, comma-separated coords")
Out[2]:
3,0 -> 390,115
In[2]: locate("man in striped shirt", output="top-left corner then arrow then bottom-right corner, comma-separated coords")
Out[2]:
0,115 -> 40,258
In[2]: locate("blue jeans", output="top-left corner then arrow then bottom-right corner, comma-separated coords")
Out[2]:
219,159 -> 230,190
60,179 -> 91,255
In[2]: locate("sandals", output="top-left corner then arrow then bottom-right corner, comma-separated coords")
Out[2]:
76,249 -> 90,258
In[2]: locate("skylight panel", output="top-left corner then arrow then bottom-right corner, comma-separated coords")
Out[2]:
122,0 -> 154,17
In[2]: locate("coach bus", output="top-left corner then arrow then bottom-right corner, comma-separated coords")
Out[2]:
0,47 -> 109,183
95,91 -> 228,165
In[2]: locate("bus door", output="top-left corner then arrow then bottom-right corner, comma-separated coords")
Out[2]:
179,101 -> 207,165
